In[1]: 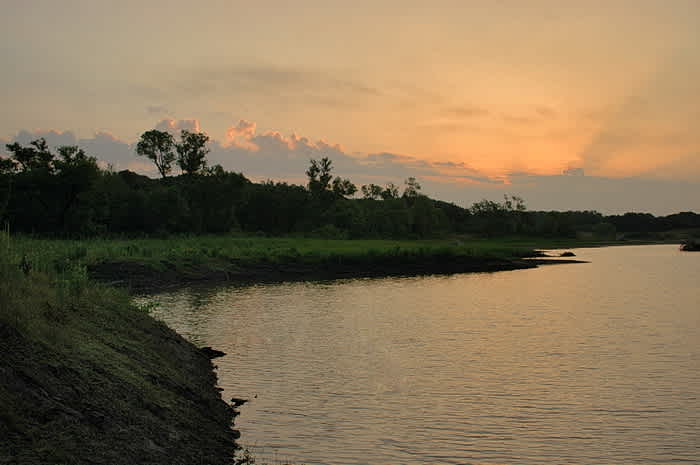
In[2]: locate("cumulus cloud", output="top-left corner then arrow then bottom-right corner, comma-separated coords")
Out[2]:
225,120 -> 257,148
155,118 -> 201,135
4,118 -> 699,215
6,128 -> 140,171
14,129 -> 78,147
78,132 -> 134,167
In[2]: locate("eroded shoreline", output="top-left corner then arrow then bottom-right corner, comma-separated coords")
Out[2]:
89,256 -> 585,293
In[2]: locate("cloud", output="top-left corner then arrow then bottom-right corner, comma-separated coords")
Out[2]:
5,118 -> 699,215
78,131 -> 135,168
146,105 -> 171,115
443,105 -> 489,118
14,129 -> 77,147
534,106 -> 558,118
505,172 -> 700,214
501,114 -> 536,125
166,63 -> 382,109
155,118 -> 201,135
225,120 -> 257,148
578,46 -> 700,177
6,128 -> 138,171
563,167 -> 584,176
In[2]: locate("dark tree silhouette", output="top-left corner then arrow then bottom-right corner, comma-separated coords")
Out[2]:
361,183 -> 383,200
332,177 -> 357,198
306,157 -> 333,196
403,177 -> 422,198
176,130 -> 210,175
136,130 -> 175,178
0,140 -> 695,240
5,138 -> 54,172
381,183 -> 399,200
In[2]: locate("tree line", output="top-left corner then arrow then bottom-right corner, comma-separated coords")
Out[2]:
0,129 -> 698,239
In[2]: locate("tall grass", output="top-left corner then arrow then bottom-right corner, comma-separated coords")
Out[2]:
0,228 -> 125,348
4,235 -> 541,274
1,230 -> 238,464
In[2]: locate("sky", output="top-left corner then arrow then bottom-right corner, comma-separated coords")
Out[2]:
1,0 -> 698,214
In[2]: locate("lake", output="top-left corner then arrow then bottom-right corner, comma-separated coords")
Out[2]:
148,244 -> 699,464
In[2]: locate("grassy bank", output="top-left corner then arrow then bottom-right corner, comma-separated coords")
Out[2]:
0,237 -> 238,464
4,235 -> 595,292
0,233 -> 590,464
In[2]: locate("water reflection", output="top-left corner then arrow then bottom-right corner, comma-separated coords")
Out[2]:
148,245 -> 700,465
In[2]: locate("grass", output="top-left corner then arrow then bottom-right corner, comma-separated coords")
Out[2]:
0,229 -> 626,464
0,231 -> 608,463
2,234 -> 568,272
0,229 -> 237,464
1,233 -> 617,292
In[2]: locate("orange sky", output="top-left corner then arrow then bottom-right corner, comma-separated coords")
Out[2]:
1,1 -> 699,211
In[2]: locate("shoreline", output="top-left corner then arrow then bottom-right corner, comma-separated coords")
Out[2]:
0,264 -> 240,464
89,256 -> 586,294
2,236 -> 589,464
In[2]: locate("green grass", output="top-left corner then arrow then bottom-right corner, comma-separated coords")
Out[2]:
1,234 -> 568,272
0,230 -> 237,464
0,234 -> 631,289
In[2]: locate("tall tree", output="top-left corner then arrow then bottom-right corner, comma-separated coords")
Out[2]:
176,130 -> 210,175
361,183 -> 383,200
136,130 -> 175,178
53,146 -> 101,232
5,138 -> 54,172
381,183 -> 399,200
332,177 -> 357,198
306,157 -> 333,196
403,177 -> 422,198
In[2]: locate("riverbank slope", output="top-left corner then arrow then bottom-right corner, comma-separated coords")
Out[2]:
0,257 -> 237,464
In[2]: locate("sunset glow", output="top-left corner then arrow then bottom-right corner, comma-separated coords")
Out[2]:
1,0 -> 698,212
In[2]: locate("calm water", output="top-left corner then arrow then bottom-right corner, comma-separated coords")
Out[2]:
149,245 -> 700,464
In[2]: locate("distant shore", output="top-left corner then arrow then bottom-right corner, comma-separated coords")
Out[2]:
89,254 -> 585,293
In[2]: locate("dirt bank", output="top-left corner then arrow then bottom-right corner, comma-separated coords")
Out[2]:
0,270 -> 238,465
88,256 -> 584,293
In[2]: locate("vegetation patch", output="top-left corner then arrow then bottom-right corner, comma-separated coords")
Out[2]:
1,235 -> 591,292
0,237 -> 238,464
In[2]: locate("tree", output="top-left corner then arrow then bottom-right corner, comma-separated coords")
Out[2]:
176,130 -> 210,175
0,156 -> 17,174
361,184 -> 382,200
5,138 -> 54,172
502,194 -> 526,212
306,157 -> 333,196
205,164 -> 226,177
0,157 -> 14,223
53,146 -> 101,232
381,182 -> 399,200
55,145 -> 92,167
136,130 -> 175,178
402,177 -> 421,198
332,177 -> 357,197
